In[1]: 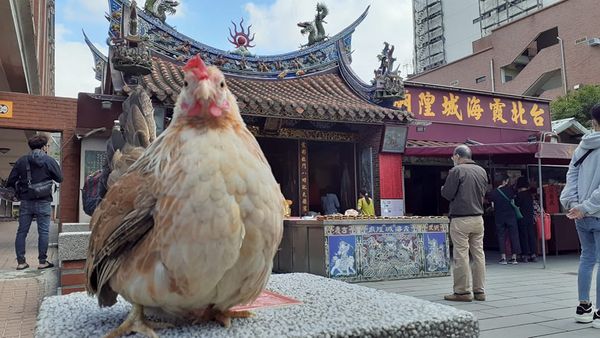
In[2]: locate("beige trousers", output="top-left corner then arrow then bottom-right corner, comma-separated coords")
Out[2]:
449,216 -> 486,294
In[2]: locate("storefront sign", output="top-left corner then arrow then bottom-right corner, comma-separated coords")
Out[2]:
392,86 -> 550,131
0,101 -> 13,118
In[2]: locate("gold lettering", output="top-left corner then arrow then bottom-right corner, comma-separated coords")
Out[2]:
441,93 -> 463,121
418,92 -> 436,117
529,104 -> 545,127
467,96 -> 483,121
490,98 -> 508,124
511,101 -> 528,125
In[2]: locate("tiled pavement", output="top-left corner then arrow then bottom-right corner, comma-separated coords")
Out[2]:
360,253 -> 599,338
0,221 -> 58,338
0,218 -> 597,338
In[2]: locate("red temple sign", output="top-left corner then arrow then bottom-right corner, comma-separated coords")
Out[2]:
394,85 -> 551,132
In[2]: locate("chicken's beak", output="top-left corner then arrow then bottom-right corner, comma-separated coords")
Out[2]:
193,80 -> 224,117
195,80 -> 211,102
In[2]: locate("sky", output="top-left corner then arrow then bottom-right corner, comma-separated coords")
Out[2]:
54,0 -> 414,98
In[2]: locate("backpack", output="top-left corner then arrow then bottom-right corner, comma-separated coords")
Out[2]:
82,170 -> 108,216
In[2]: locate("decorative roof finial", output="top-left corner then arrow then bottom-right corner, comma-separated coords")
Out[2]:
372,42 -> 404,100
228,18 -> 255,56
144,0 -> 179,23
298,3 -> 328,47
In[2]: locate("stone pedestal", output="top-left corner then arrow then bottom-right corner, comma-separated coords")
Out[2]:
36,273 -> 478,337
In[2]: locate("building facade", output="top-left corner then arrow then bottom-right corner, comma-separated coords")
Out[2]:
413,0 -> 561,74
0,0 -> 55,95
409,0 -> 600,99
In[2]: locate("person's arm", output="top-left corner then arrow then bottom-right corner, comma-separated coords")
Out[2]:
47,157 -> 63,183
6,163 -> 20,188
357,198 -> 362,212
334,194 -> 340,210
441,168 -> 460,201
560,155 -> 580,211
579,185 -> 600,216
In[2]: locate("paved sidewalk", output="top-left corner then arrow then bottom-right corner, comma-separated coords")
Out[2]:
360,253 -> 599,338
0,217 -> 597,338
0,221 -> 58,338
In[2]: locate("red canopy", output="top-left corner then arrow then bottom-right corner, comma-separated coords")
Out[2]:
405,141 -> 577,162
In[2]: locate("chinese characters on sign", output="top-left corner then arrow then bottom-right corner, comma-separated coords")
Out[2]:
392,87 -> 549,131
299,141 -> 309,215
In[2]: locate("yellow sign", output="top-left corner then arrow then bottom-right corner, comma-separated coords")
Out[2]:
0,101 -> 13,118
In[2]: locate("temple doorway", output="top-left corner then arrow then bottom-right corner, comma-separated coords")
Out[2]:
307,141 -> 355,214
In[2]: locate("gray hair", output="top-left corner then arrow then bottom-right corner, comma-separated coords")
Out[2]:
454,145 -> 472,160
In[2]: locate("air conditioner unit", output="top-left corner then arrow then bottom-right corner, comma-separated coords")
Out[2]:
588,38 -> 600,46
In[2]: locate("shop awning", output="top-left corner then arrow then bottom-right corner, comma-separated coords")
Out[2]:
405,141 -> 577,161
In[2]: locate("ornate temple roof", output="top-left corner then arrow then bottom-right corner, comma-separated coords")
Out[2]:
91,0 -> 411,124
142,57 -> 410,123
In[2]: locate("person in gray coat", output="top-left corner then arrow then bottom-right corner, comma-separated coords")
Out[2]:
441,145 -> 489,302
560,103 -> 600,328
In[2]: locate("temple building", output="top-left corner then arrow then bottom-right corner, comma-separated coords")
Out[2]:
78,0 -> 412,221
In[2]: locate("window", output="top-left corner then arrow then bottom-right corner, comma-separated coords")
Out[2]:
475,76 -> 486,83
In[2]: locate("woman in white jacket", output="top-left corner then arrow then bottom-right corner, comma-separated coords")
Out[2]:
560,103 -> 600,328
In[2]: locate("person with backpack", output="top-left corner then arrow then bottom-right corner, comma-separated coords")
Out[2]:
6,134 -> 63,270
560,103 -> 600,328
357,189 -> 375,216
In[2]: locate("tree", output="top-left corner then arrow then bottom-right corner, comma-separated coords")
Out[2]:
551,85 -> 600,127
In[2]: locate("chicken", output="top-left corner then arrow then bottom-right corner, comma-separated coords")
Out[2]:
85,54 -> 284,338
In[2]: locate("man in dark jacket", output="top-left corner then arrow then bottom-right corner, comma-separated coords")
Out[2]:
6,134 -> 63,270
441,145 -> 488,302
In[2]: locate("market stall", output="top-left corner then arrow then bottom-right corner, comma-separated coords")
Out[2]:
404,141 -> 579,267
274,216 -> 450,282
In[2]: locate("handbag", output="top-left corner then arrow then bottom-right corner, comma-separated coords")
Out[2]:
496,188 -> 524,220
25,160 -> 53,199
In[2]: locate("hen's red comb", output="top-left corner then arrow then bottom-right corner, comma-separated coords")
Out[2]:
183,54 -> 209,80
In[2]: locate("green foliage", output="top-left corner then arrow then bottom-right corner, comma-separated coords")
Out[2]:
551,85 -> 600,127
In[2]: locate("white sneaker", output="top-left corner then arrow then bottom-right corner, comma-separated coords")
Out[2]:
593,309 -> 600,328
575,303 -> 594,323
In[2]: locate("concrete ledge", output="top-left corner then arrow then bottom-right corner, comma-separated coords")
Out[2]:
58,231 -> 90,262
36,273 -> 478,338
61,223 -> 90,232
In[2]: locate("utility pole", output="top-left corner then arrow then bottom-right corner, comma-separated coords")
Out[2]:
557,36 -> 568,95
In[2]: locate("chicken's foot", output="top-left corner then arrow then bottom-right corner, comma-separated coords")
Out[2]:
104,303 -> 172,338
191,306 -> 255,327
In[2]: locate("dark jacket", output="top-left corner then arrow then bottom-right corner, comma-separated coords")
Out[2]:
6,149 -> 63,201
515,189 -> 535,224
487,186 -> 517,224
441,161 -> 488,217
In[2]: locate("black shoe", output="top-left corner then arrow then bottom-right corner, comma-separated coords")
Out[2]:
593,310 -> 600,328
575,302 -> 594,323
508,258 -> 518,265
529,255 -> 538,262
499,258 -> 507,265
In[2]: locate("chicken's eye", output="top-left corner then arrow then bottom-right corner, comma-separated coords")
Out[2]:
184,81 -> 189,87
220,81 -> 225,88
